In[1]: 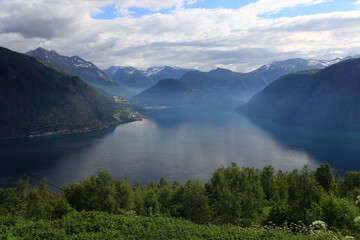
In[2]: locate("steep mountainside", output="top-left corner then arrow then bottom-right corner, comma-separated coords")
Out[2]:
0,47 -> 144,138
104,66 -> 154,90
237,58 -> 360,129
145,66 -> 194,82
132,79 -> 194,107
27,48 -> 132,97
179,58 -> 345,107
104,66 -> 195,91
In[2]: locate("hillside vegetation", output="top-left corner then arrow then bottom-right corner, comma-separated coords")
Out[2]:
1,163 -> 360,239
0,211 -> 342,239
0,47 -> 144,138
238,58 -> 360,129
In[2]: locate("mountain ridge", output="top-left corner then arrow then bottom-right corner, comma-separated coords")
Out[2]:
104,65 -> 196,91
27,47 -> 132,98
132,78 -> 195,107
237,57 -> 360,129
0,46 -> 144,139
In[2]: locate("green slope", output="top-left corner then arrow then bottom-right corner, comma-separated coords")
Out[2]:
237,58 -> 360,129
0,47 -> 144,138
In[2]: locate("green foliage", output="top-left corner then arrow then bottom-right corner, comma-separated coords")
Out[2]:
261,165 -> 276,201
342,171 -> 360,199
1,164 -> 360,238
178,178 -> 212,224
114,177 -> 134,211
207,163 -> 265,226
315,163 -> 336,193
64,170 -> 118,213
144,182 -> 161,216
0,211 -> 343,240
0,179 -> 73,221
307,194 -> 359,230
0,47 -> 144,138
157,177 -> 172,216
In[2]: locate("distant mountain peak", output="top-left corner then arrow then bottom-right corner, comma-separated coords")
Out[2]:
210,68 -> 234,74
132,78 -> 193,107
238,57 -> 360,129
144,66 -> 166,76
49,49 -> 58,54
253,57 -> 344,74
27,47 -> 132,98
104,65 -> 195,91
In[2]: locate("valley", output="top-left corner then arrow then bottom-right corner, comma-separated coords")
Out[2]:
2,1 -> 360,238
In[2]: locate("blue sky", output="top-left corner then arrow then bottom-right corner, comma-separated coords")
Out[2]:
1,0 -> 360,71
92,1 -> 259,19
92,0 -> 359,19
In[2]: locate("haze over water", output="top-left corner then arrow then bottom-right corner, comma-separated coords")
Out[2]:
1,108 -> 359,190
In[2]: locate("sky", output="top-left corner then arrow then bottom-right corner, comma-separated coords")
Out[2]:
0,0 -> 360,72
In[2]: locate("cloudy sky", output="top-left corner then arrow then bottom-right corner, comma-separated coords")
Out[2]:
0,0 -> 360,72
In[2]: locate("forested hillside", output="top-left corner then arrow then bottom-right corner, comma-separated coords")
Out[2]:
238,58 -> 360,129
0,47 -> 144,138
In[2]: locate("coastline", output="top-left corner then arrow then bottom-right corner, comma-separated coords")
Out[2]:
0,116 -> 145,141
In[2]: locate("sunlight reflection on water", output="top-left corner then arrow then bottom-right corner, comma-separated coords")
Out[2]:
0,108 -> 351,189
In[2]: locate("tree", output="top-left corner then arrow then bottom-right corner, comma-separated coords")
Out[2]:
0,188 -> 21,216
132,182 -> 145,215
63,170 -> 117,213
179,178 -> 212,224
114,177 -> 134,211
342,171 -> 360,200
25,180 -> 56,220
307,193 -> 359,230
260,165 -> 276,201
144,182 -> 160,216
157,177 -> 172,216
286,165 -> 325,224
314,163 -> 335,193
207,163 -> 265,226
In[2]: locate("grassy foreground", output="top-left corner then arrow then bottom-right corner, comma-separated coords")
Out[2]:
0,211 -> 344,240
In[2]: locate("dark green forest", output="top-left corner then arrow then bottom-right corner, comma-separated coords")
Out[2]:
1,163 -> 360,239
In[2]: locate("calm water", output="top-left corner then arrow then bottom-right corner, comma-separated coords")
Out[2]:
1,108 -> 360,190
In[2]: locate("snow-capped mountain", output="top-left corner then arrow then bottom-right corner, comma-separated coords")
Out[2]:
27,47 -> 113,84
104,66 -> 195,91
144,66 -> 166,76
253,58 -> 343,74
238,57 -> 360,129
176,56 -> 360,108
27,48 -> 131,97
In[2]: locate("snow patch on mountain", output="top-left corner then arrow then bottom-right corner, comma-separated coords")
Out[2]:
144,66 -> 166,76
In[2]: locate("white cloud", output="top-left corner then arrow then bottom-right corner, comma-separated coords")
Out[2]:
356,0 -> 360,5
0,0 -> 359,72
86,0 -> 196,11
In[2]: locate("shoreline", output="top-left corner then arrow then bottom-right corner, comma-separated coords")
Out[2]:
0,117 -> 144,141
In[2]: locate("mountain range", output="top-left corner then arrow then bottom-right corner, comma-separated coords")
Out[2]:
133,57 -> 349,108
0,47 -> 144,139
237,57 -> 360,129
132,78 -> 195,107
104,65 -> 195,92
27,48 -> 132,98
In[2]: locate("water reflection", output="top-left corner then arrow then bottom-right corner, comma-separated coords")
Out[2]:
0,108 -> 321,189
0,126 -> 117,187
245,117 -> 360,174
